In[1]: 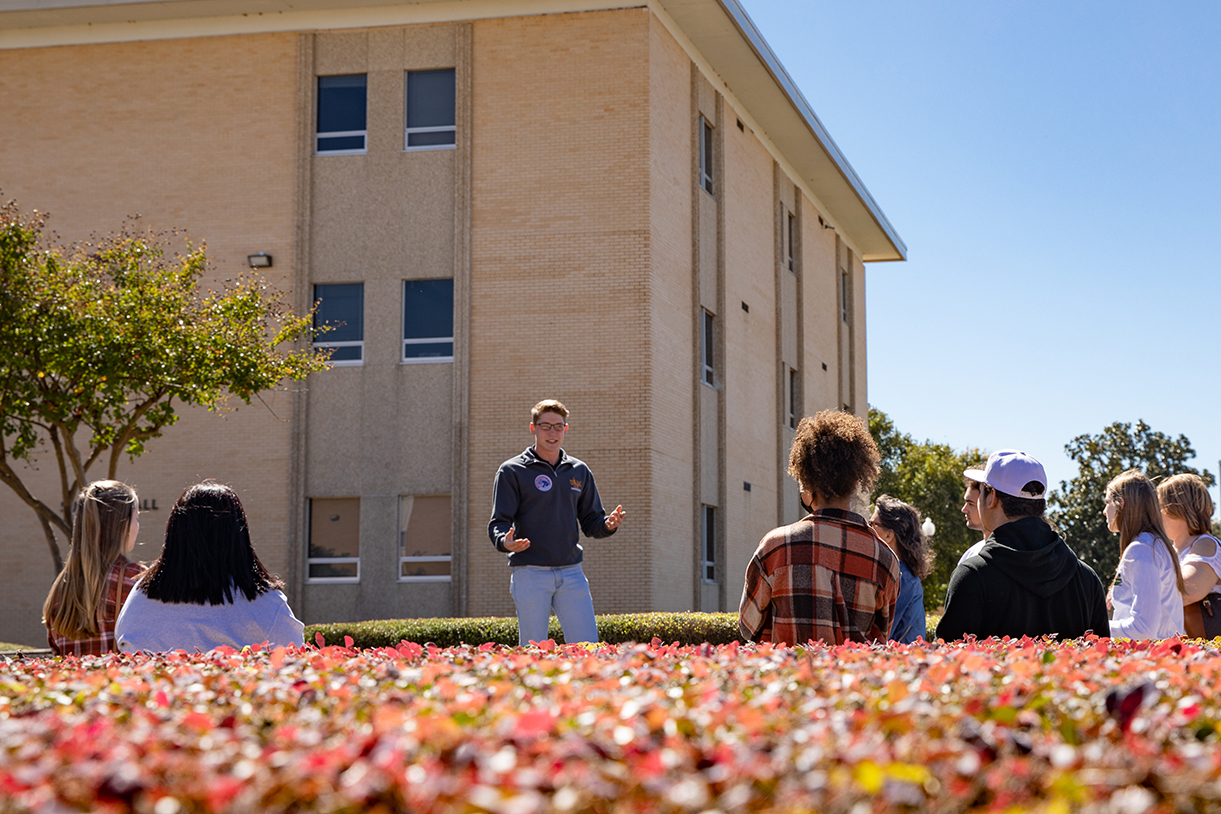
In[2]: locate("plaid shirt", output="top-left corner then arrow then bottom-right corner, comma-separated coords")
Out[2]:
739,508 -> 900,646
47,557 -> 144,657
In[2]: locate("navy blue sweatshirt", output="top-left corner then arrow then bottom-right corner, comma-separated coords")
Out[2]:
488,446 -> 616,566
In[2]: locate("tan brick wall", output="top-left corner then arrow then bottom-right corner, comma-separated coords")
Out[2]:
0,6 -> 877,640
297,24 -> 461,626
646,14 -> 695,610
851,252 -> 869,417
0,34 -> 300,646
720,96 -> 783,595
801,194 -> 842,414
466,9 -> 653,617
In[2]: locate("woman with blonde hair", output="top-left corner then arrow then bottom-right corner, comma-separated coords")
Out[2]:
1158,473 -> 1221,637
1106,469 -> 1185,639
42,480 -> 144,655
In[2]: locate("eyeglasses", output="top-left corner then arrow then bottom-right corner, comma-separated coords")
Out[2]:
534,422 -> 567,433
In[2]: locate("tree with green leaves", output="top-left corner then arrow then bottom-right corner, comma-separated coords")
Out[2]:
1048,420 -> 1215,586
0,199 -> 330,572
869,407 -> 986,610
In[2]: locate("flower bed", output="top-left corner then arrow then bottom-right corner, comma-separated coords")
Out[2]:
2,635 -> 1220,812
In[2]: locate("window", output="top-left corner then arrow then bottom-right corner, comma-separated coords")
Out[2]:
786,211 -> 795,272
405,69 -> 456,150
402,279 -> 454,363
308,498 -> 360,582
841,270 -> 849,322
699,115 -> 714,195
313,283 -> 364,365
788,367 -> 798,429
316,75 -> 367,154
701,309 -> 715,386
701,505 -> 716,582
399,495 -> 452,581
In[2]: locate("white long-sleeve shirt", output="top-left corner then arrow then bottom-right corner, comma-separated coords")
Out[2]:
116,580 -> 305,653
1110,532 -> 1185,640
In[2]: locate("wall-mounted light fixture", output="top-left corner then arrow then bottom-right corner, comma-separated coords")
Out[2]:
247,252 -> 273,268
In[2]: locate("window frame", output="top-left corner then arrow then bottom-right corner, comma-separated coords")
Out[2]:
313,283 -> 365,367
316,74 -> 368,156
788,367 -> 799,430
398,495 -> 453,583
306,498 -> 361,584
786,211 -> 795,273
841,269 -> 850,323
404,68 -> 457,152
699,115 -> 715,196
701,308 -> 715,387
701,505 -> 717,583
402,279 -> 455,364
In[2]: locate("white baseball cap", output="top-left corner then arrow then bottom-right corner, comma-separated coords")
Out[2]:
963,449 -> 1048,500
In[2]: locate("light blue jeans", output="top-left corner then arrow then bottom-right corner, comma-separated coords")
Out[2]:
509,564 -> 599,646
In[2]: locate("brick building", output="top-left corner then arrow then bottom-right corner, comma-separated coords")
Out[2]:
0,0 -> 905,646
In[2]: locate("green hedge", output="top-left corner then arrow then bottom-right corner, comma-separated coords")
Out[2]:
306,612 -> 744,649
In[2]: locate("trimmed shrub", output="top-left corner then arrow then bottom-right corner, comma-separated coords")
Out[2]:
306,611 -> 744,648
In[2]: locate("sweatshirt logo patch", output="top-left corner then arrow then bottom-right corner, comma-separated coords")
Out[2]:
569,477 -> 582,492
534,474 -> 553,492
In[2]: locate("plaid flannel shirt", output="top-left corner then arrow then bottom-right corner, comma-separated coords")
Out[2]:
47,556 -> 144,657
738,508 -> 900,646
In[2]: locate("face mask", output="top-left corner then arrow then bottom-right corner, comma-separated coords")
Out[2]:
799,493 -> 813,514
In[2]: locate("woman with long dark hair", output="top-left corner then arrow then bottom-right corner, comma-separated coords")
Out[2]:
43,480 -> 144,655
116,482 -> 304,652
869,494 -> 934,643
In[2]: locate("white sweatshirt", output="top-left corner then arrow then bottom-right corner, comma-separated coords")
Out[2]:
1110,532 -> 1185,640
116,580 -> 305,653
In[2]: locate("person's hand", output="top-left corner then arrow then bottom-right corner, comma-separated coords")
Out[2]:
504,527 -> 531,553
605,505 -> 626,531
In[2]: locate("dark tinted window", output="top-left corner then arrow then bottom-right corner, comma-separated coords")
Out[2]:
406,69 -> 455,128
404,279 -> 454,359
314,283 -> 363,342
318,75 -> 367,133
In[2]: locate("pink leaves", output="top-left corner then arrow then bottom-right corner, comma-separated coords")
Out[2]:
512,709 -> 556,740
5,637 -> 1221,811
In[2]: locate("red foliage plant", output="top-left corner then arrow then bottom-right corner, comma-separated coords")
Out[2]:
1,635 -> 1219,812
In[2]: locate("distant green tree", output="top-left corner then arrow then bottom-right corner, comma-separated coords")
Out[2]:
0,200 -> 330,572
1048,420 -> 1215,586
869,407 -> 986,610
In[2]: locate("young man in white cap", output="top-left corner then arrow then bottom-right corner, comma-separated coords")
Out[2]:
935,449 -> 1109,641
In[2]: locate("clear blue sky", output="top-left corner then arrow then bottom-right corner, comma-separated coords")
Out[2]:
738,0 -> 1221,509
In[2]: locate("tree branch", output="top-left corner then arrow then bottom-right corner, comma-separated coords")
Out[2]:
106,392 -> 169,479
38,512 -> 65,574
0,453 -> 73,541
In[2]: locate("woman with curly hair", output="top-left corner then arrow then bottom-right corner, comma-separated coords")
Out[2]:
870,495 -> 934,643
738,410 -> 900,646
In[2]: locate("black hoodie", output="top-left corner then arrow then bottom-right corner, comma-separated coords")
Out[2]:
935,516 -> 1109,641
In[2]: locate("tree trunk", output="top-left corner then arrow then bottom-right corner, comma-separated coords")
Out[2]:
39,513 -> 65,574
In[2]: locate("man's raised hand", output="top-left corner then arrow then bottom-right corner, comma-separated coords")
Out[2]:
504,527 -> 531,553
605,505 -> 626,532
